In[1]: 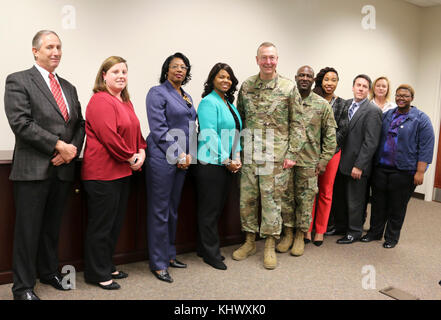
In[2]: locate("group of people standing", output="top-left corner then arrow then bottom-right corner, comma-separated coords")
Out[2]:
4,31 -> 436,300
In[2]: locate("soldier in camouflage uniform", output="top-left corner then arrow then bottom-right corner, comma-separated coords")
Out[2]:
232,42 -> 305,270
279,66 -> 337,257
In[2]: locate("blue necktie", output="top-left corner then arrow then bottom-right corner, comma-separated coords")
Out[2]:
348,103 -> 357,120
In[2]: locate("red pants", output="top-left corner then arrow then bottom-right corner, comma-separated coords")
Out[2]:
309,151 -> 341,234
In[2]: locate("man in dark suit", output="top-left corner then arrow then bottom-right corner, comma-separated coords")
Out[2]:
333,74 -> 382,244
4,30 -> 85,300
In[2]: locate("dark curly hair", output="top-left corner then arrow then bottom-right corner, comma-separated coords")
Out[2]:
159,52 -> 192,86
202,63 -> 239,104
313,67 -> 339,98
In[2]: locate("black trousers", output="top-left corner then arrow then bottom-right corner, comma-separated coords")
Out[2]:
368,166 -> 416,244
83,177 -> 130,283
333,171 -> 368,239
196,164 -> 232,263
12,176 -> 72,295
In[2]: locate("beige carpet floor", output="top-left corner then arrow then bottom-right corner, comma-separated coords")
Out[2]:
1,198 -> 440,300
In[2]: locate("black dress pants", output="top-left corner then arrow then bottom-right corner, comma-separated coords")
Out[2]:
196,164 -> 232,263
333,171 -> 368,239
12,175 -> 72,295
83,177 -> 130,283
368,166 -> 416,244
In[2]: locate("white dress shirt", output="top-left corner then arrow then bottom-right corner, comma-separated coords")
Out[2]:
34,63 -> 70,114
371,98 -> 396,113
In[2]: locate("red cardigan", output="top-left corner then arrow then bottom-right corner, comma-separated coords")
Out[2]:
82,91 -> 147,181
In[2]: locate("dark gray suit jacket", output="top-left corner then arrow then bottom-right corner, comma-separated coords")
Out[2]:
339,98 -> 382,177
4,66 -> 85,181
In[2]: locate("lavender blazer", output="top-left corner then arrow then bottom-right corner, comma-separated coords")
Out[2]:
145,80 -> 197,163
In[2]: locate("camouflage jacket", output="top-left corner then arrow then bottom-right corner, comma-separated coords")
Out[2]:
295,91 -> 337,168
237,74 -> 305,163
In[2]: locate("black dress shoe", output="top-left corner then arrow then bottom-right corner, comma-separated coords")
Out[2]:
203,258 -> 227,270
197,252 -> 225,261
336,235 -> 359,244
40,274 -> 71,291
383,241 -> 397,249
360,234 -> 382,243
151,269 -> 173,283
111,271 -> 128,279
13,290 -> 40,300
304,238 -> 311,244
170,259 -> 187,268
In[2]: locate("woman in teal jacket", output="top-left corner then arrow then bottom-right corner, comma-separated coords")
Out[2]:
196,63 -> 242,270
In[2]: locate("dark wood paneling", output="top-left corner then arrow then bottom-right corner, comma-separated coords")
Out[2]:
58,165 -> 85,262
0,166 -> 14,274
174,167 -> 199,253
0,162 -> 243,285
114,175 -> 140,254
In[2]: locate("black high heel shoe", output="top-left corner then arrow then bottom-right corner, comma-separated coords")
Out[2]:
151,269 -> 173,283
85,279 -> 121,290
313,240 -> 323,247
111,270 -> 128,279
170,259 -> 187,268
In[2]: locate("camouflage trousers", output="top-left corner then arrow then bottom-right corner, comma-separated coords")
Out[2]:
282,166 -> 318,232
239,162 -> 292,239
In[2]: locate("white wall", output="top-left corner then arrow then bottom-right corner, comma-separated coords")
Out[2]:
0,0 -> 439,197
414,5 -> 441,199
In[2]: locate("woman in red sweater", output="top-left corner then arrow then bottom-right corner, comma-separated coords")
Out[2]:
82,56 -> 146,290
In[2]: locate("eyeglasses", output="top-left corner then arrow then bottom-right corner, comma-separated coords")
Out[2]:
395,94 -> 412,99
170,65 -> 188,71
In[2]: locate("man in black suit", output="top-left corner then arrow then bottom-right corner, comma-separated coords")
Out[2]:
333,74 -> 382,244
4,30 -> 85,300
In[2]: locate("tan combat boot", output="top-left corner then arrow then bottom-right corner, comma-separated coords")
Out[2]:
291,230 -> 305,256
263,236 -> 277,270
276,227 -> 294,253
232,232 -> 256,261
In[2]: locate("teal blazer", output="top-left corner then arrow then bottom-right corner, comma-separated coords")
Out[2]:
197,90 -> 242,165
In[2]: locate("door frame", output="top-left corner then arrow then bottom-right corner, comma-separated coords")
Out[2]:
428,68 -> 441,202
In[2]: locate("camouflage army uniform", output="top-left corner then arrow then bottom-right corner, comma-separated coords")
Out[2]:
282,92 -> 337,232
237,74 -> 305,239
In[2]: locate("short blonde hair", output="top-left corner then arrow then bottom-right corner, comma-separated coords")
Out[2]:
396,84 -> 415,98
93,56 -> 130,102
370,76 -> 391,101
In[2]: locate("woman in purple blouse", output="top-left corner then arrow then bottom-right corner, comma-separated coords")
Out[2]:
361,84 -> 435,248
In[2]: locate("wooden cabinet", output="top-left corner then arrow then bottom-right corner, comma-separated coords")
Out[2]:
0,161 -> 243,285
0,165 -> 15,284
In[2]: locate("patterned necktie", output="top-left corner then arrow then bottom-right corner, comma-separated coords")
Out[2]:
49,73 -> 69,122
348,102 -> 357,120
